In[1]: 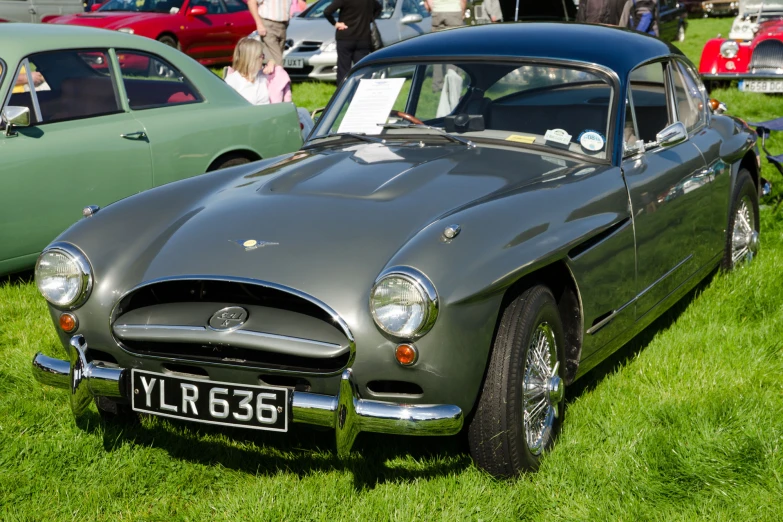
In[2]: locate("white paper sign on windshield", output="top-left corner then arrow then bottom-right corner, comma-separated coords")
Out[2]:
337,78 -> 406,136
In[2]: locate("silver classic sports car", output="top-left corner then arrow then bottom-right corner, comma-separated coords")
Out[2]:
32,23 -> 762,477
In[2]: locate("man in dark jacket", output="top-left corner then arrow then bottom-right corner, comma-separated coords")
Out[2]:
325,0 -> 382,84
576,0 -> 627,24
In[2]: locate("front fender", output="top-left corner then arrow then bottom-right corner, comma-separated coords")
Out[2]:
699,38 -> 752,74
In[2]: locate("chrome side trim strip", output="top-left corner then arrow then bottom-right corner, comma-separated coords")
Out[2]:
587,254 -> 693,335
113,323 -> 348,358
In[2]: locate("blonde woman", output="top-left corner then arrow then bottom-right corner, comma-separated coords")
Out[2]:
225,37 -> 273,105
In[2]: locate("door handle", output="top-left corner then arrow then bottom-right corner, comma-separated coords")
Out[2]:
121,131 -> 147,140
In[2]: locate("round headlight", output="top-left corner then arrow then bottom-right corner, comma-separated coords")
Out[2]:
370,267 -> 438,338
35,244 -> 92,309
720,40 -> 739,59
320,40 -> 337,53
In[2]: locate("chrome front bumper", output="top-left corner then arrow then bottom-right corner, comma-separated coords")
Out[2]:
31,336 -> 464,454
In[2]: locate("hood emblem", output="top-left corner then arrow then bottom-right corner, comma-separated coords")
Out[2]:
231,239 -> 279,251
208,306 -> 248,332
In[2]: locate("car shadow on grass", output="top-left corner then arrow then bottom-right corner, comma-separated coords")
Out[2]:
74,270 -> 717,488
77,409 -> 473,490
1,270 -> 33,286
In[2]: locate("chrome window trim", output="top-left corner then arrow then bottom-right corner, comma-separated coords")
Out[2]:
114,48 -> 205,110
109,275 -> 356,376
370,265 -> 439,340
672,58 -> 709,133
36,242 -> 94,310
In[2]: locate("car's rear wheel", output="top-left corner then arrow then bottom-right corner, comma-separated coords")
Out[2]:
467,285 -> 566,477
722,169 -> 760,270
207,154 -> 252,172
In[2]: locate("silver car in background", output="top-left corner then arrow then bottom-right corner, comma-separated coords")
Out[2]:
283,0 -> 431,81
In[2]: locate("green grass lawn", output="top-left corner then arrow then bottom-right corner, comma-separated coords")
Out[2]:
3,18 -> 783,520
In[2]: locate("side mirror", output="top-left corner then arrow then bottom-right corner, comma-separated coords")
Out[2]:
655,121 -> 687,148
2,106 -> 30,137
709,98 -> 727,114
400,13 -> 422,24
188,5 -> 208,16
89,2 -> 102,11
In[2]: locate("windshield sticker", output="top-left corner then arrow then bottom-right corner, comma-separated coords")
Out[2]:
544,129 -> 572,147
578,130 -> 605,152
505,134 -> 536,144
337,78 -> 406,136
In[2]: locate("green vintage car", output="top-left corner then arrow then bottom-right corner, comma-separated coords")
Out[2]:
0,24 -> 302,275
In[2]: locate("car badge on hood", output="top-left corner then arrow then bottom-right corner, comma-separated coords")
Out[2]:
231,239 -> 279,251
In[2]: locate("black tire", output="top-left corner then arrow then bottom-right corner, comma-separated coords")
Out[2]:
207,154 -> 251,172
95,396 -> 138,425
468,285 -> 566,477
157,35 -> 179,49
722,169 -> 760,270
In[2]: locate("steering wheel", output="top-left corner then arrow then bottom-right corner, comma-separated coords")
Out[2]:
390,110 -> 424,126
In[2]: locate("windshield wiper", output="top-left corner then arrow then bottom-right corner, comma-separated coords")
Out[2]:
311,132 -> 387,145
378,123 -> 475,148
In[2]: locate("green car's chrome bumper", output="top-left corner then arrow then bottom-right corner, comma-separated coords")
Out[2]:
32,335 -> 464,454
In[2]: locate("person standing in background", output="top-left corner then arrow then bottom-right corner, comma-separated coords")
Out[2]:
575,0 -> 626,25
424,0 -> 465,91
248,0 -> 291,66
483,0 -> 503,22
324,0 -> 382,85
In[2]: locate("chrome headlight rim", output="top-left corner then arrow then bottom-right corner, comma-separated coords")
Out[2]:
370,266 -> 439,340
720,40 -> 739,59
35,242 -> 93,310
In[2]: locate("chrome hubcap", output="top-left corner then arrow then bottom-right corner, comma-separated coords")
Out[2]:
522,322 -> 561,456
731,196 -> 758,266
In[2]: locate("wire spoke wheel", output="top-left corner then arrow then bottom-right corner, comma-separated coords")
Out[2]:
731,195 -> 758,267
522,322 -> 561,455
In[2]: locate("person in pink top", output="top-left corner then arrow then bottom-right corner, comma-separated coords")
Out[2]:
290,0 -> 307,16
265,62 -> 293,103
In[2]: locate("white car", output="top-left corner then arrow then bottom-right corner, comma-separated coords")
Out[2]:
728,0 -> 783,40
283,0 -> 431,81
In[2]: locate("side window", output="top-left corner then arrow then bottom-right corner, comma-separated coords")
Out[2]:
116,50 -> 201,110
6,50 -> 120,125
627,62 -> 670,145
402,0 -> 424,17
223,0 -> 248,12
190,0 -> 225,12
673,60 -> 706,133
413,64 -> 470,121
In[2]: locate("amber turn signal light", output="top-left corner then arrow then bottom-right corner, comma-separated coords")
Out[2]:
395,343 -> 418,366
59,313 -> 78,333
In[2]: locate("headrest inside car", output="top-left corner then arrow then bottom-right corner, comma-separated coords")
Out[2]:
444,114 -> 484,133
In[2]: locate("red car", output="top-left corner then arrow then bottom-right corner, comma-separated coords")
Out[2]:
46,0 -> 254,67
699,15 -> 783,92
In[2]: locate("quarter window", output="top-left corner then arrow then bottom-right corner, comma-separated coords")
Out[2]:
627,62 -> 670,146
223,0 -> 248,12
673,60 -> 706,133
116,50 -> 201,110
5,50 -> 120,125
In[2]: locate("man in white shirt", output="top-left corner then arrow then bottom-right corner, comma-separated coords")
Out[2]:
424,0 -> 465,91
248,0 -> 292,66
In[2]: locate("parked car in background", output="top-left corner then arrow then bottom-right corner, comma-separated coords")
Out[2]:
700,0 -> 739,17
725,0 -> 783,40
45,0 -> 255,67
0,24 -> 302,275
32,23 -> 761,477
660,0 -> 688,41
0,0 -> 81,22
283,0 -> 431,81
699,0 -> 783,90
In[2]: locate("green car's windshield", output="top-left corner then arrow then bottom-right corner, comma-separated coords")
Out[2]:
311,61 -> 615,161
99,0 -> 185,13
301,0 -> 395,19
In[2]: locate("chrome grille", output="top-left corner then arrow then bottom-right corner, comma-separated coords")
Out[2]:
111,277 -> 354,375
750,40 -> 783,71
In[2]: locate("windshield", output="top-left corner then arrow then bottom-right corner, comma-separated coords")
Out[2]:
302,0 -> 395,19
99,0 -> 185,13
311,61 -> 614,160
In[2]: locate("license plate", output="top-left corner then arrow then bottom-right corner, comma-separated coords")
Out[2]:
131,369 -> 288,432
284,58 -> 304,68
739,80 -> 783,93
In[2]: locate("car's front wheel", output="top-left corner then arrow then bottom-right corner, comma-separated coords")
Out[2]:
157,35 -> 179,49
467,285 -> 566,477
722,169 -> 760,270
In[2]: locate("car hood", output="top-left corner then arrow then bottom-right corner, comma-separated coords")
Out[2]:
49,11 -> 166,28
75,141 -> 588,313
286,17 -> 337,45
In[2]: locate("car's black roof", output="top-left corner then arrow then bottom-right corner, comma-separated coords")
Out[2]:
361,22 -> 684,78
